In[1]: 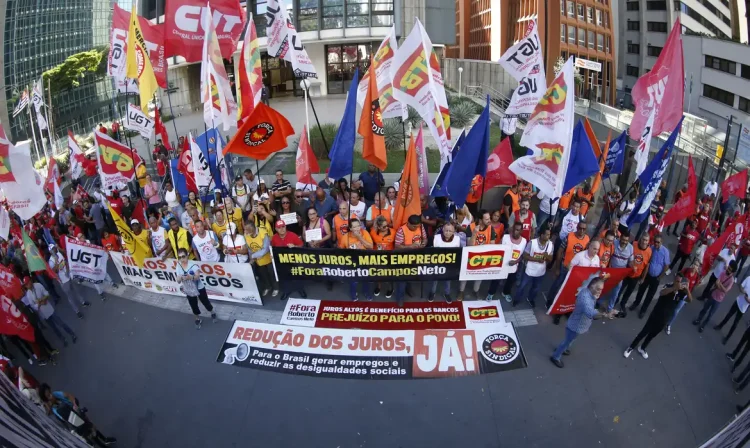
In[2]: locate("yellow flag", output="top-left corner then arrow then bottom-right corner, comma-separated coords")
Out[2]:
126,6 -> 157,113
108,203 -> 151,267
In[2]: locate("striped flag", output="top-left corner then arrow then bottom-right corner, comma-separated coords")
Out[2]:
12,89 -> 29,117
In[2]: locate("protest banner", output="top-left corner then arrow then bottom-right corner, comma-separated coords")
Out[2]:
281,299 -> 506,329
65,237 -> 108,284
547,266 -> 631,315
217,321 -> 527,379
271,247 -> 462,283
124,104 -> 154,139
0,293 -> 35,342
110,252 -> 262,305
0,265 -> 24,300
699,403 -> 750,447
458,244 -> 514,281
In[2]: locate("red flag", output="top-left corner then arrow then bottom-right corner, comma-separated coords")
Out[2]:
178,145 -> 198,193
163,0 -> 245,62
153,107 -> 172,151
0,265 -> 23,300
43,158 -> 61,195
0,292 -> 35,342
547,266 -> 632,315
484,137 -> 516,189
663,155 -> 697,228
702,227 -> 733,278
295,127 -> 319,186
721,169 -> 748,203
225,102 -> 295,160
629,17 -> 684,139
110,4 -> 167,88
132,198 -> 148,226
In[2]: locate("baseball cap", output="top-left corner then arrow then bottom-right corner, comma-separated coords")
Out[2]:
275,220 -> 286,229
130,218 -> 140,225
235,175 -> 242,181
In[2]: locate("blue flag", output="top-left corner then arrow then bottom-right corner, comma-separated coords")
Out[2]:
430,129 -> 466,197
626,117 -> 685,227
328,68 -> 359,180
444,97 -> 490,208
562,120 -> 600,194
602,130 -> 627,179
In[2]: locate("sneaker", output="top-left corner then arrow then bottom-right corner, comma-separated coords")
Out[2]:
427,293 -> 434,303
485,294 -> 494,302
271,290 -> 279,297
103,437 -> 117,446
195,319 -> 202,329
111,283 -> 119,289
374,287 -> 381,296
549,357 -> 564,368
457,292 -> 464,302
77,312 -> 83,319
352,295 -> 359,302
503,294 -> 512,303
727,353 -> 736,362
262,289 -> 270,296
211,313 -> 217,323
385,289 -> 393,299
81,302 -> 91,308
38,360 -> 48,366
50,349 -> 60,356
638,347 -> 649,359
280,293 -> 289,301
366,295 -> 373,302
692,319 -> 700,326
623,348 -> 633,358
445,294 -> 453,304
699,326 -> 705,333
666,326 -> 671,335
27,358 -> 33,365
99,294 -> 106,301
665,268 -> 672,276
563,349 -> 571,356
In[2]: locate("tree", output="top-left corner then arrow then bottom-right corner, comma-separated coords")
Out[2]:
553,57 -> 584,86
42,46 -> 109,93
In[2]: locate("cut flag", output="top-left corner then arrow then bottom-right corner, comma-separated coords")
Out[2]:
721,169 -> 748,203
125,5 -> 157,119
22,228 -> 57,280
591,131 -> 610,194
634,108 -> 656,176
358,57 -> 387,171
178,144 -> 198,193
328,68 -> 359,180
238,16 -> 263,123
95,130 -> 140,190
662,155 -> 696,228
626,117 -> 684,227
225,102 -> 295,160
201,6 -> 238,132
0,288 -> 35,342
702,226 -> 733,278
444,97 -> 490,208
108,203 -> 150,267
603,130 -> 627,179
265,0 -> 317,78
153,107 -> 172,151
484,137 -> 517,190
430,130 -> 465,197
31,78 -> 47,130
392,133 -> 422,230
561,120 -> 600,194
296,127 -> 319,185
68,131 -> 85,180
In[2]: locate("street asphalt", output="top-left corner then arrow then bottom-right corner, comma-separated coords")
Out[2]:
13,243 -> 745,448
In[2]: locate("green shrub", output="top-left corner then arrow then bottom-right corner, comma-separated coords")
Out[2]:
309,123 -> 338,160
405,106 -> 422,129
450,102 -> 476,128
383,118 -> 405,152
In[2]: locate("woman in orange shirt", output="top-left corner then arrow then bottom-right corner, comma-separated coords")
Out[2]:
490,210 -> 505,243
341,218 -> 374,301
370,215 -> 395,298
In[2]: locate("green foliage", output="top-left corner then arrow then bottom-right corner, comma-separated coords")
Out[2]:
383,118 -> 405,152
450,102 -> 476,128
308,123 -> 339,160
42,47 -> 108,93
33,151 -> 71,174
405,106 -> 422,129
448,92 -> 483,114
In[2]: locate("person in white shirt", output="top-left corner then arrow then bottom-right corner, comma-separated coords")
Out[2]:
570,240 -> 601,269
714,275 -> 750,344
430,222 -> 461,303
221,222 -> 249,263
48,244 -> 90,319
191,220 -> 221,262
618,191 -> 637,235
22,277 -> 77,346
700,242 -> 737,301
512,225 -> 554,308
704,180 -> 719,198
163,180 -> 184,220
232,175 -> 253,215
149,216 -> 171,259
558,199 -> 582,242
243,169 -> 259,195
486,222 -> 526,302
348,191 -> 366,220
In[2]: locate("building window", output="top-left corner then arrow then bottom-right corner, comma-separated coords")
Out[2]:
588,30 -> 595,48
252,0 -> 268,37
673,1 -> 730,39
740,97 -> 750,114
647,21 -> 668,32
561,24 -> 566,42
627,65 -> 639,77
587,6 -> 594,22
626,1 -> 639,10
597,34 -> 604,51
647,45 -> 663,57
647,0 -> 667,9
578,28 -> 585,46
561,0 -> 566,14
703,84 -> 735,107
298,0 -> 318,31
568,25 -> 576,44
605,36 -> 611,53
627,41 -> 640,54
323,0 -> 344,29
627,20 -> 640,31
327,44 -> 373,93
742,64 -> 750,80
577,3 -> 584,19
567,0 -> 575,16
596,9 -> 602,26
705,55 -> 736,74
346,0 -> 369,27
371,0 -> 394,26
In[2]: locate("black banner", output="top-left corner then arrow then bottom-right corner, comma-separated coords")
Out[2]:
271,247 -> 462,282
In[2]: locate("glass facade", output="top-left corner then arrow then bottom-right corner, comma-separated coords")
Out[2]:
250,0 -> 393,36
325,43 -> 375,93
3,0 -> 128,143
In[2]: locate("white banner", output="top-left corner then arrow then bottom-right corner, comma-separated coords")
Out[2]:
67,131 -> 84,180
65,237 -> 108,284
200,7 -> 238,131
115,77 -> 139,94
498,20 -> 545,80
31,79 -> 47,130
512,57 -> 576,199
458,244 -> 514,281
189,132 -> 214,192
635,108 -> 656,176
356,27 -> 405,119
739,123 -> 750,164
0,207 -> 9,241
124,104 -> 154,139
265,0 -> 318,79
110,251 -> 262,305
0,140 -> 47,220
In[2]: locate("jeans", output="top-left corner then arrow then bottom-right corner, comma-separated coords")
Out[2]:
603,282 -> 623,312
394,282 -> 408,304
700,274 -> 718,301
731,327 -> 750,369
430,280 -> 451,296
537,211 -> 551,231
738,255 -> 749,276
670,249 -> 691,272
253,263 -> 276,292
552,328 -> 579,360
667,300 -> 687,327
695,298 -> 721,328
632,274 -> 661,314
58,281 -> 87,314
45,313 -> 76,343
459,280 -> 482,294
716,301 -> 745,340
546,266 -> 569,307
350,282 -> 372,300
597,208 -> 612,230
516,273 -> 543,306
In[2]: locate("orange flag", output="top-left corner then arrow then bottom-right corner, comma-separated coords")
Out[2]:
392,133 -> 421,230
358,56 -> 387,170
225,102 -> 295,160
591,130 -> 611,194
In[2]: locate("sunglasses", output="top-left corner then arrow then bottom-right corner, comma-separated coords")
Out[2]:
295,195 -> 302,199
179,255 -> 187,259
282,201 -> 290,204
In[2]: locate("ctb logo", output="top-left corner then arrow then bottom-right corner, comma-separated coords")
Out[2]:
467,250 -> 505,270
468,306 -> 499,320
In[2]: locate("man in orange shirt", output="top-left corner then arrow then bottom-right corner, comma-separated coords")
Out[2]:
340,218 -> 374,301
556,188 -> 575,222
576,184 -> 595,217
617,234 -> 652,317
370,215 -> 394,298
332,202 -> 354,246
598,231 -> 616,267
502,182 -> 521,224
466,175 -> 483,217
393,215 -> 427,306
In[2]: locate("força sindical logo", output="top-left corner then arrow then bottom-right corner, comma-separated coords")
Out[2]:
481,333 -> 519,364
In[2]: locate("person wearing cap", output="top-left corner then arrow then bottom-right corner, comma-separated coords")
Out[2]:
209,189 -> 225,216
253,179 -> 270,203
271,220 -> 307,300
22,276 -> 77,347
232,175 -> 253,218
131,219 -> 155,258
221,222 -> 248,263
48,244 -> 90,319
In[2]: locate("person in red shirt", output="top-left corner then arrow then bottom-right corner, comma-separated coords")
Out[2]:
670,219 -> 700,272
100,230 -> 122,252
694,203 -> 711,234
665,260 -> 701,335
98,123 -> 108,134
669,185 -> 689,236
107,190 -> 124,218
704,220 -> 720,245
270,220 -> 307,301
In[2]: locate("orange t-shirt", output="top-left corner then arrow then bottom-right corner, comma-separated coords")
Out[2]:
370,228 -> 395,251
563,233 -> 591,267
559,189 -> 575,210
333,213 -> 354,242
504,189 -> 520,216
338,229 -> 373,249
466,175 -> 483,204
399,224 -> 424,246
630,245 -> 653,278
469,223 -> 494,246
101,234 -> 121,252
578,191 -> 594,216
491,222 -> 505,244
368,204 -> 393,227
598,242 -> 614,267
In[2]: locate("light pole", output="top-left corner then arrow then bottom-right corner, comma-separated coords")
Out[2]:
458,67 -> 463,97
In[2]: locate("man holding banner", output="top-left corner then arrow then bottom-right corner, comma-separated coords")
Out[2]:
49,243 -> 90,319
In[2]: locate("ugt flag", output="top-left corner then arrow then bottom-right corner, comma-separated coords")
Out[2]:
626,116 -> 685,227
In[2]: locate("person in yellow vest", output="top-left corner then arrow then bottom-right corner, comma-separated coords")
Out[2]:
167,217 -> 193,259
245,220 -> 278,298
547,221 -> 591,322
503,182 -> 521,224
342,218 -> 374,302
212,210 -> 230,242
365,192 -> 393,229
130,219 -> 154,258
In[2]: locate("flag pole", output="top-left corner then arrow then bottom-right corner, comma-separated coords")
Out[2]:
123,81 -> 143,201
204,117 -> 239,263
401,118 -> 407,161
303,81 -> 311,142
25,88 -> 41,161
307,94 -> 329,152
45,77 -> 56,154
154,1 -> 180,151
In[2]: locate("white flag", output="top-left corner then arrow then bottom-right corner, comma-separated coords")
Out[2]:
356,27 -> 405,120
190,132 -> 214,193
53,175 -> 64,209
201,7 -> 238,131
115,77 -> 139,95
511,57 -> 576,199
265,0 -> 318,79
124,104 -> 154,139
31,79 -> 48,130
635,108 -> 656,176
216,136 -> 230,190
67,131 -> 85,180
0,140 -> 47,220
0,207 -> 9,241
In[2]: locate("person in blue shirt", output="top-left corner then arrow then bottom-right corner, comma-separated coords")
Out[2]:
358,164 -> 385,205
550,277 -> 604,368
629,234 -> 670,319
313,186 -> 338,226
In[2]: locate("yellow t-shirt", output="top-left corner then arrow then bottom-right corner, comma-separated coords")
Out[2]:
212,221 -> 229,239
136,164 -> 148,188
227,207 -> 244,234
